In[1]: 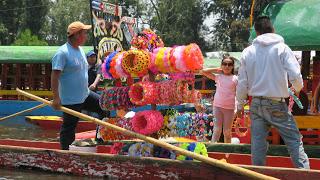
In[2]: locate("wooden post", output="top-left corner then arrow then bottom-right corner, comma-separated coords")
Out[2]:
16,64 -> 21,89
44,64 -> 51,90
312,53 -> 320,95
301,51 -> 311,80
0,64 -> 7,90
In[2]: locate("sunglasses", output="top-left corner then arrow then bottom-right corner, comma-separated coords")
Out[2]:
222,62 -> 234,67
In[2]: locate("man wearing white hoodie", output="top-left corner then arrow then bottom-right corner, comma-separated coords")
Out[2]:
236,16 -> 309,168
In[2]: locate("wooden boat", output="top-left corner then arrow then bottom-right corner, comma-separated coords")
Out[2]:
25,116 -> 97,132
4,85 -> 319,179
0,139 -> 319,179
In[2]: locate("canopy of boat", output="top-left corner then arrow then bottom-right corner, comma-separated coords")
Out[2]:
0,46 -> 93,63
249,0 -> 320,50
0,46 -> 242,68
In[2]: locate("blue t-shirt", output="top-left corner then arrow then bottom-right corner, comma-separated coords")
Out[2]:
51,42 -> 89,105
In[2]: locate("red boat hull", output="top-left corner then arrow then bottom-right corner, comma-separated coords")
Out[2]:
0,139 -> 320,171
0,143 -> 319,179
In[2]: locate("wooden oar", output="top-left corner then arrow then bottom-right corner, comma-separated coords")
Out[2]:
0,103 -> 47,121
16,88 -> 278,180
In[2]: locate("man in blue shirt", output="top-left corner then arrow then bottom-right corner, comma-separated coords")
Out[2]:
51,21 -> 108,150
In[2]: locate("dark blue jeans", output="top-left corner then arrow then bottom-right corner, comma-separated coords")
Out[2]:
60,91 -> 108,150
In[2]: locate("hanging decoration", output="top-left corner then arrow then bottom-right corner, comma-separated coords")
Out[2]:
131,110 -> 164,135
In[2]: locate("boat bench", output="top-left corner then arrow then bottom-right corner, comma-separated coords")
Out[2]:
268,115 -> 320,145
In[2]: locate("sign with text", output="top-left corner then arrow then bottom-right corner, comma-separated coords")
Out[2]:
90,0 -> 137,61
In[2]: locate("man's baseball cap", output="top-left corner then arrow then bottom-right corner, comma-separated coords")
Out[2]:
67,21 -> 92,37
86,50 -> 96,57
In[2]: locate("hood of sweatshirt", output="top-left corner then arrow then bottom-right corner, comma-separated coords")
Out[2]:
253,33 -> 284,46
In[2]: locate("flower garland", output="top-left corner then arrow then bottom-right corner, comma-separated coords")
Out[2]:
163,47 -> 173,73
101,51 -> 118,79
149,51 -> 159,74
128,142 -> 154,157
157,109 -> 178,137
128,81 -> 158,105
182,43 -> 204,71
154,47 -> 168,73
173,46 -> 188,72
99,86 -> 134,110
156,110 -> 209,138
127,80 -> 199,106
99,118 -> 133,141
150,44 -> 204,73
176,143 -> 208,161
113,51 -> 129,78
169,72 -> 195,81
121,49 -> 151,77
130,29 -> 164,52
175,113 -> 193,137
131,110 -> 164,135
157,109 -> 178,138
127,142 -> 206,160
109,52 -> 122,79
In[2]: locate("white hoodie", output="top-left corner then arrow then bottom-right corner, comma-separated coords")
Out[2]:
236,33 -> 303,109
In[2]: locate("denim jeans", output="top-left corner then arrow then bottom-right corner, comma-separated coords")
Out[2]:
250,97 -> 310,169
60,91 -> 108,150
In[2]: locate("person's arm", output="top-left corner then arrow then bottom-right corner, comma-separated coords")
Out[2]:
51,51 -> 65,110
51,70 -> 61,110
202,67 -> 223,74
236,56 -> 249,116
89,73 -> 102,90
282,46 -> 303,93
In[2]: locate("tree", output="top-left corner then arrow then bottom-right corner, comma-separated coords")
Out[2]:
13,29 -> 48,45
0,0 -> 50,45
0,23 -> 8,45
41,0 -> 91,45
206,0 -> 252,51
25,0 -> 50,37
147,0 -> 207,49
0,0 -> 26,45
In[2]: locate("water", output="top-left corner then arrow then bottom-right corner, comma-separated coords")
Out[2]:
0,168 -> 101,180
0,115 -> 59,140
0,116 -> 101,179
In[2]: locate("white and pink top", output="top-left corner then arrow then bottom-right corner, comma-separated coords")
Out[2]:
213,74 -> 238,110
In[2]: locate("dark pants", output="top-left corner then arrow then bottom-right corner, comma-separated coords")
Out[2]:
60,91 -> 108,150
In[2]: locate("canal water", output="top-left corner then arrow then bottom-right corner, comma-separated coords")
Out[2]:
0,116 -> 102,179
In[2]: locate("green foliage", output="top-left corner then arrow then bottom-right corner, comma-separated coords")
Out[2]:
13,29 -> 48,45
206,0 -> 252,51
0,23 -> 8,45
25,0 -> 49,37
148,0 -> 207,49
41,0 -> 91,45
0,0 -> 26,45
0,0 -> 266,51
0,0 -> 50,45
